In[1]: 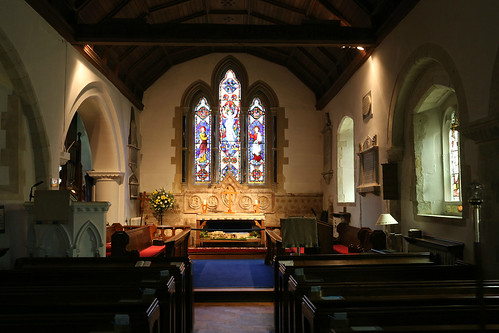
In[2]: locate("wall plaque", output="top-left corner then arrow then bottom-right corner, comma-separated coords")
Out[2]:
357,135 -> 380,195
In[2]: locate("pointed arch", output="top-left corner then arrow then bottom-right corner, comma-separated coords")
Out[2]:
245,80 -> 279,107
388,43 -> 468,159
211,56 -> 248,97
74,220 -> 103,257
0,27 -> 50,199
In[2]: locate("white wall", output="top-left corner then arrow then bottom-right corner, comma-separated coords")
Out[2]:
322,0 -> 499,264
141,53 -> 323,194
0,0 -> 138,266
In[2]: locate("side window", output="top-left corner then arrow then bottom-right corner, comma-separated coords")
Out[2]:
337,116 -> 355,203
413,86 -> 461,217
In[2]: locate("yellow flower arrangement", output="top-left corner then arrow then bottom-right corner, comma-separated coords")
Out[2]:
149,187 -> 175,222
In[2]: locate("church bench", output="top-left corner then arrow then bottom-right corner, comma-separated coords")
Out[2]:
111,225 -> 166,257
0,274 -> 176,333
285,264 -> 477,332
334,222 -> 386,254
12,256 -> 193,333
300,280 -> 499,333
105,222 -> 123,256
164,228 -> 191,257
272,252 -> 434,333
265,228 -> 286,265
0,286 -> 161,332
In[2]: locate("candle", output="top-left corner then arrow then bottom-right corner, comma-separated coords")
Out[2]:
203,199 -> 207,205
254,199 -> 258,205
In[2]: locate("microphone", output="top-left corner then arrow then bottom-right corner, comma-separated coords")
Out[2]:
29,180 -> 44,202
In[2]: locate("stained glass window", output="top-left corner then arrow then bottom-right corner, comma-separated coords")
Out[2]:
449,112 -> 461,201
248,97 -> 265,183
219,70 -> 241,181
194,97 -> 211,183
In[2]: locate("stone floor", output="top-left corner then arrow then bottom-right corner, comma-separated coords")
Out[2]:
193,302 -> 275,333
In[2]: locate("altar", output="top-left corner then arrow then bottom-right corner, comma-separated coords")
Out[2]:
196,212 -> 265,247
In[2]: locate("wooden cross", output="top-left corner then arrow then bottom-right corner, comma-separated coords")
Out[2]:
222,186 -> 237,214
138,191 -> 148,225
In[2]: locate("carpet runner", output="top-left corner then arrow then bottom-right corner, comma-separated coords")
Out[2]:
192,259 -> 274,288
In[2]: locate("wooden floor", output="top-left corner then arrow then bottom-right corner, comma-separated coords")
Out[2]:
193,302 -> 274,333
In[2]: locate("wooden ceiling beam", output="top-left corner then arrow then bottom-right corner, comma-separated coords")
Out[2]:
73,22 -> 376,47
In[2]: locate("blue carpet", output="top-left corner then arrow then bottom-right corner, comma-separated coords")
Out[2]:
192,259 -> 274,288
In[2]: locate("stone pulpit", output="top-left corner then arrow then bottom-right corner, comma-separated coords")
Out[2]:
25,190 -> 110,257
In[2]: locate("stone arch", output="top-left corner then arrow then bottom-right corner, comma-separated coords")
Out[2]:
41,225 -> 72,257
388,43 -> 468,161
74,220 -> 103,257
68,82 -> 125,223
211,55 -> 248,97
68,82 -> 124,172
245,80 -> 279,107
180,80 -> 214,108
0,27 -> 50,197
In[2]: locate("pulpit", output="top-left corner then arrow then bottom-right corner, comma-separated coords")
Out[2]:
25,190 -> 110,257
196,212 -> 265,247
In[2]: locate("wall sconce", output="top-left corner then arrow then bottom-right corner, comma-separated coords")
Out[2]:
202,199 -> 208,213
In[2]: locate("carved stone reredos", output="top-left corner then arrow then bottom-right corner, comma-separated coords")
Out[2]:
183,171 -> 274,214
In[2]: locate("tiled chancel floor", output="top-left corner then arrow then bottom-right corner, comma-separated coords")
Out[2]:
193,302 -> 274,333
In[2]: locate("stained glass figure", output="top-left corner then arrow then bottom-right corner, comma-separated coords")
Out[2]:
449,112 -> 461,201
248,97 -> 265,183
219,70 -> 241,181
194,97 -> 211,183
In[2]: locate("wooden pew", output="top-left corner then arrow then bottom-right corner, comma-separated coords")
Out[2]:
164,228 -> 191,257
0,268 -> 176,333
105,222 -> 124,256
272,252 -> 435,333
286,264 -> 478,333
12,256 -> 193,333
112,225 -> 166,257
300,279 -> 499,333
0,285 -> 162,332
265,228 -> 285,265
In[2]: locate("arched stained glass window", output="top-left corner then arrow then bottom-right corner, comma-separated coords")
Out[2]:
248,97 -> 265,184
219,70 -> 241,181
194,97 -> 211,183
449,112 -> 461,201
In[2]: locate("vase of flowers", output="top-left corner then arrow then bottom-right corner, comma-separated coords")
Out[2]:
149,187 -> 175,225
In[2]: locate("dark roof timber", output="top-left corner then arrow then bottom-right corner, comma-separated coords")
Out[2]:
25,0 -> 419,111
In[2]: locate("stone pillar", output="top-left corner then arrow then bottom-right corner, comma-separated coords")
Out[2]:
87,171 -> 123,225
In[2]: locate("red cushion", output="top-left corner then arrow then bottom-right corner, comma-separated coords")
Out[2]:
333,244 -> 349,254
286,247 -> 305,254
139,245 -> 165,257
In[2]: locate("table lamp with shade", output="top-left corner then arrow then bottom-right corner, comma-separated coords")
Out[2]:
376,213 -> 398,250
